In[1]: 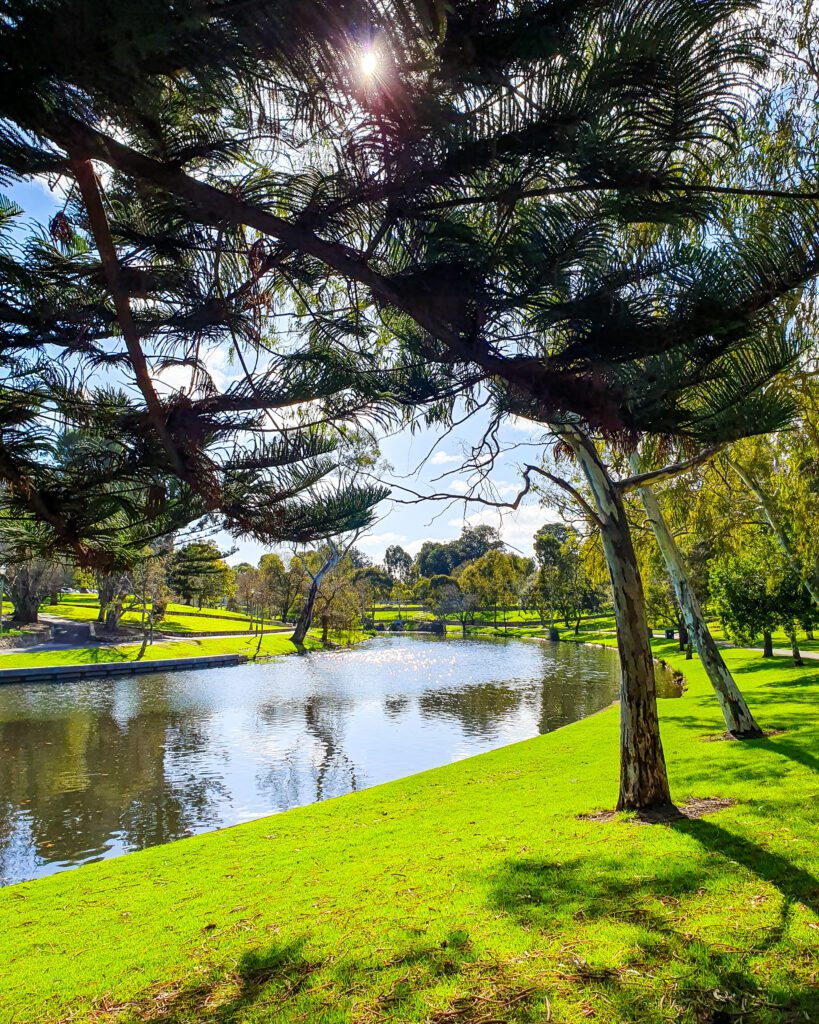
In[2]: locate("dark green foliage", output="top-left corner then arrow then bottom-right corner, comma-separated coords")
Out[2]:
417,525 -> 503,577
709,537 -> 812,647
0,0 -> 818,557
167,542 -> 233,608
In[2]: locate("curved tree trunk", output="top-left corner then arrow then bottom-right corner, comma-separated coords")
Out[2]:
10,591 -> 39,625
559,426 -> 672,812
9,564 -> 45,625
291,544 -> 340,647
630,457 -> 764,739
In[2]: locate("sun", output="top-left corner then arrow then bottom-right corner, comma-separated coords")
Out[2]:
360,46 -> 379,78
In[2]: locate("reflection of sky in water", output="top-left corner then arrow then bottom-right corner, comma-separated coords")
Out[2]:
0,636 -> 662,885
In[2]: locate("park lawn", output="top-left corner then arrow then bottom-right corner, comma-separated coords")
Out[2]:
39,597 -> 277,634
0,632 -> 324,669
0,642 -> 816,1023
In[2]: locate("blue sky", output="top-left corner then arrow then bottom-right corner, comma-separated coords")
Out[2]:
7,178 -> 552,566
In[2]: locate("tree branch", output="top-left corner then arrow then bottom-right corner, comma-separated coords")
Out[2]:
617,446 -> 723,493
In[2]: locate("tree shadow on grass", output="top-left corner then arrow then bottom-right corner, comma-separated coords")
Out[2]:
670,817 -> 819,915
487,823 -> 819,1024
115,929 -> 551,1024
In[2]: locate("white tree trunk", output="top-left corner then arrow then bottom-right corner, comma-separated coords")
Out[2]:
559,426 -> 672,812
630,455 -> 763,738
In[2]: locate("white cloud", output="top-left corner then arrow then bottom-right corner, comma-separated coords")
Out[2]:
505,416 -> 548,436
445,503 -> 560,555
428,451 -> 463,466
357,531 -> 408,551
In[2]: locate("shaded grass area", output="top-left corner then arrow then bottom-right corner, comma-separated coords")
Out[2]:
0,632 -> 325,669
0,639 -> 816,1023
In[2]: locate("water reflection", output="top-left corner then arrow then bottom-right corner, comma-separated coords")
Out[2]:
0,636 -> 676,885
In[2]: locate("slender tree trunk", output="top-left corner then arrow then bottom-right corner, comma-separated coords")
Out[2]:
630,457 -> 764,739
762,630 -> 774,658
787,628 -> 803,667
560,426 -> 672,812
321,614 -> 330,645
291,545 -> 340,647
678,618 -> 689,652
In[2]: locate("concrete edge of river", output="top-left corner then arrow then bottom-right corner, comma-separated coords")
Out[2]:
0,652 -> 249,684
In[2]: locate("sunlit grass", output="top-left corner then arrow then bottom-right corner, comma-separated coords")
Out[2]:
0,637 -> 816,1023
37,596 -> 279,634
0,632 -> 321,669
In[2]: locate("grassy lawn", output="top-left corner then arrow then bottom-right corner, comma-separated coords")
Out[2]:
0,632 -> 326,669
0,639 -> 816,1023
39,595 -> 278,634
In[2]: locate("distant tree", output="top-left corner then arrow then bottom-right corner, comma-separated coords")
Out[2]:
235,565 -> 261,620
533,524 -> 596,630
346,547 -> 372,570
384,545 -> 414,584
167,543 -> 234,609
459,551 -> 530,628
416,542 -> 454,578
420,575 -> 478,635
711,539 -> 807,663
352,566 -> 394,624
390,580 -> 415,621
257,553 -> 289,623
450,525 -> 503,566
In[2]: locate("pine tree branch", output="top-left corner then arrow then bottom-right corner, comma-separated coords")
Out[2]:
69,155 -> 188,481
45,117 -> 630,432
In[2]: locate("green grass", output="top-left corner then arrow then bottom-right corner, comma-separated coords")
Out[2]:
39,596 -> 278,634
0,637 -> 816,1023
0,632 -> 324,669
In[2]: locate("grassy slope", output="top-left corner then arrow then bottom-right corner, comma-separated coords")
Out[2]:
0,640 -> 816,1023
0,632 -> 324,669
39,595 -> 278,633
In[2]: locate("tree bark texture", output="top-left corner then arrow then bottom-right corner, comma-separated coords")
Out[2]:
291,545 -> 340,647
630,457 -> 764,739
559,426 -> 672,811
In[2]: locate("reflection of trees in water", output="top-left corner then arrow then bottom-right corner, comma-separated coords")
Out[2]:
255,694 -> 358,807
534,648 -> 620,734
0,685 -> 224,881
383,695 -> 409,718
418,684 -> 523,739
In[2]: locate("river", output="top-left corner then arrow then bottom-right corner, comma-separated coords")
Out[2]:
0,635 -> 679,885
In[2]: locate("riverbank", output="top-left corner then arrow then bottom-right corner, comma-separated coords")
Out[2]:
0,631 -> 337,673
1,639 -> 816,1023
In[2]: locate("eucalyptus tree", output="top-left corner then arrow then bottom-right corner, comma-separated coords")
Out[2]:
3,0 -> 819,809
628,448 -> 764,737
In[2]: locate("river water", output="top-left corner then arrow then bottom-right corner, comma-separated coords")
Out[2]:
0,635 -> 679,885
